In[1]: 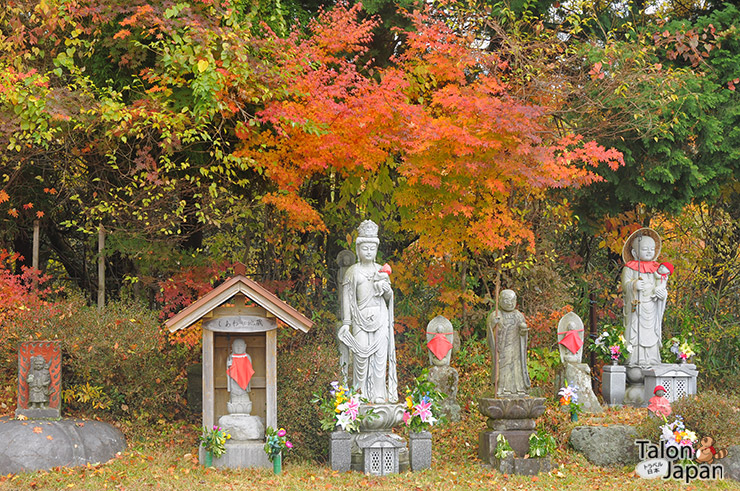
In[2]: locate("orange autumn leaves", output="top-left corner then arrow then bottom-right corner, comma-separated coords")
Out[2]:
237,4 -> 624,257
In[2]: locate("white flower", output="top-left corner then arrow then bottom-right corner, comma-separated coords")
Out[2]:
336,412 -> 353,431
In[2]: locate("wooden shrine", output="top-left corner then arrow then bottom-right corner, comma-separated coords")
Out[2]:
165,265 -> 312,441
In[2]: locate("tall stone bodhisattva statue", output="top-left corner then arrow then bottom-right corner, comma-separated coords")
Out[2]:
621,228 -> 668,367
486,289 -> 530,397
337,220 -> 398,404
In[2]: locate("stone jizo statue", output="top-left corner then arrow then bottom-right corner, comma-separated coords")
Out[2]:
486,289 -> 530,397
337,220 -> 398,404
27,355 -> 51,409
621,228 -> 667,367
557,312 -> 585,364
426,315 -> 461,421
226,338 -> 255,415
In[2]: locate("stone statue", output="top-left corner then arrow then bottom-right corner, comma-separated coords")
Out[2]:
27,355 -> 51,409
647,385 -> 672,418
557,312 -> 585,365
218,337 -> 264,441
621,228 -> 667,367
486,289 -> 530,397
426,315 -> 461,421
337,220 -> 398,404
226,338 -> 254,415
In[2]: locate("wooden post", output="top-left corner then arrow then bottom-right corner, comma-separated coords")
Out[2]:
266,329 -> 277,429
32,220 -> 40,271
97,225 -> 105,310
202,329 -> 215,430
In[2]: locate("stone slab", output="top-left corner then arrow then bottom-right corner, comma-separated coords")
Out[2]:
200,440 -> 270,469
0,417 -> 125,474
602,365 -> 626,406
409,431 -> 432,471
570,425 -> 639,467
479,430 -> 533,461
330,431 -> 352,472
722,445 -> 740,481
490,455 -> 551,475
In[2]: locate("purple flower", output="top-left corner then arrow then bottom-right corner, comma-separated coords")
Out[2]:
286,441 -> 293,449
277,428 -> 287,437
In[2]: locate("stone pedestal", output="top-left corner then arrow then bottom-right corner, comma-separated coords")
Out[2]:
554,363 -> 602,413
602,364 -> 626,406
428,365 -> 461,422
217,414 -> 264,441
493,455 -> 551,476
478,397 -> 546,462
330,431 -> 352,472
409,431 -> 432,471
200,441 -> 270,469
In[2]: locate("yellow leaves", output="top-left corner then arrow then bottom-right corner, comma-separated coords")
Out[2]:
197,60 -> 209,73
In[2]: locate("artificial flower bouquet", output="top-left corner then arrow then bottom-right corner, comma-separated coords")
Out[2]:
666,336 -> 697,363
312,381 -> 374,433
199,425 -> 231,458
558,380 -> 582,419
403,369 -> 445,433
264,426 -> 293,462
591,324 -> 629,364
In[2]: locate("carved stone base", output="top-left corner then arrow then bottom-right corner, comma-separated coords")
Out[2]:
15,408 -> 59,420
478,397 -> 546,460
479,430 -> 533,460
350,432 -> 409,474
358,403 -> 405,431
217,414 -> 264,441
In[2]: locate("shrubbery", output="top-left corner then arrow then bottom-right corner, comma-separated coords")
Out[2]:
0,263 -> 195,421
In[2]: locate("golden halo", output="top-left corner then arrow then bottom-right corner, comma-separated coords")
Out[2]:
622,227 -> 662,263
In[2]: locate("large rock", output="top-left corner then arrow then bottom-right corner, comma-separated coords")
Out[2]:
722,445 -> 740,481
570,425 -> 639,467
0,417 -> 126,474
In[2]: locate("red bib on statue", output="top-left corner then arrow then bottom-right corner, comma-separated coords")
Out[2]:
228,354 -> 255,391
427,333 -> 453,361
558,329 -> 584,354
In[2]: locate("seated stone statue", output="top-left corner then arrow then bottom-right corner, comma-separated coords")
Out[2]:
486,290 -> 530,397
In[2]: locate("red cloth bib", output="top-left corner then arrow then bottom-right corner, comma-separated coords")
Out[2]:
228,354 -> 255,391
427,333 -> 453,361
625,260 -> 660,273
558,329 -> 584,354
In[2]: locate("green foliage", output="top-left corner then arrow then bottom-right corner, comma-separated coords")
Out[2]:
636,390 -> 740,449
527,347 -> 561,386
311,383 -> 373,433
264,426 -> 293,462
528,428 -> 556,457
276,309 -> 340,462
494,433 -> 514,459
199,425 -> 231,458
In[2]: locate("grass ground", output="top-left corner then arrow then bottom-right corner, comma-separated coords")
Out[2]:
2,407 -> 739,491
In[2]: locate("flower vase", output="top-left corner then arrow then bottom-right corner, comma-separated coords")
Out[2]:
570,412 -> 578,422
611,359 -> 619,366
273,453 -> 282,474
204,450 -> 213,467
679,358 -> 686,364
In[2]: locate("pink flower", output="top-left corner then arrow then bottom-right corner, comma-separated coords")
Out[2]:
277,428 -> 287,437
345,396 -> 360,420
380,263 -> 392,275
413,400 -> 433,423
286,441 -> 293,449
403,411 -> 411,425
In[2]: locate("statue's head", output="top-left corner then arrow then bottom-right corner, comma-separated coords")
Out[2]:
232,338 -> 247,355
631,235 -> 656,262
499,289 -> 517,312
31,355 -> 45,370
355,220 -> 379,264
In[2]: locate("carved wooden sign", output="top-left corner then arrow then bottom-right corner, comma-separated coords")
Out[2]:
203,316 -> 277,333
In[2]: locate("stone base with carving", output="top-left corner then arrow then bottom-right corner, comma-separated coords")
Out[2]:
478,397 -> 546,460
428,365 -> 461,422
217,414 -> 264,441
14,407 -> 60,420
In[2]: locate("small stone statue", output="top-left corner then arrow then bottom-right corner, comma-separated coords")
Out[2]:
647,385 -> 672,418
27,355 -> 51,409
621,228 -> 667,367
557,312 -> 585,364
337,220 -> 398,404
226,338 -> 255,415
486,290 -> 530,397
426,315 -> 461,421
